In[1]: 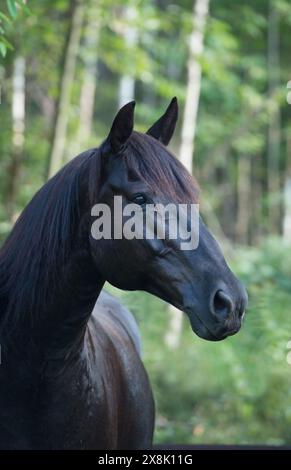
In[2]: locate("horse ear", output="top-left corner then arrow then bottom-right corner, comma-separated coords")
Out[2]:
146,97 -> 178,145
107,101 -> 135,153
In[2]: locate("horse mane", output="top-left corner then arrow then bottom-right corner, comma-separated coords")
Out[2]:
0,148 -> 101,333
0,132 -> 199,332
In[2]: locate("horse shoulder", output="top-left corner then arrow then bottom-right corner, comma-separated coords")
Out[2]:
86,291 -> 155,449
93,290 -> 142,356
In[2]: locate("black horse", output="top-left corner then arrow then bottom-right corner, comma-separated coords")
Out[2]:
0,98 -> 247,449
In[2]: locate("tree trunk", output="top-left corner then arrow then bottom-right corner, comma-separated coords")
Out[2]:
235,155 -> 251,244
283,177 -> 291,242
179,0 -> 209,171
48,0 -> 85,178
118,5 -> 138,107
267,0 -> 281,233
250,153 -> 263,245
283,134 -> 291,242
165,0 -> 210,349
6,56 -> 25,221
75,2 -> 101,154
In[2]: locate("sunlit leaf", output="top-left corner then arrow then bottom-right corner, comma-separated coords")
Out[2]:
6,0 -> 17,20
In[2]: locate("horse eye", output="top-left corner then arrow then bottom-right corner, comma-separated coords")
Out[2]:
131,194 -> 147,205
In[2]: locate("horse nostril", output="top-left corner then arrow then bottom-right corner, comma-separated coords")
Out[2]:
212,290 -> 234,319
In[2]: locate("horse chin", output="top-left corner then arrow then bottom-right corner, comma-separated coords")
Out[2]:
189,321 -> 223,341
187,311 -> 240,342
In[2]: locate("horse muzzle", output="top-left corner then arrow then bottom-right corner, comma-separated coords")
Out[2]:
185,284 -> 248,342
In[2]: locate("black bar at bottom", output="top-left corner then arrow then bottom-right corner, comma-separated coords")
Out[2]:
0,447 -> 291,466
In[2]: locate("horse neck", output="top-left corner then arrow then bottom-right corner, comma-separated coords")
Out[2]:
34,239 -> 105,364
1,252 -> 105,385
0,151 -> 105,367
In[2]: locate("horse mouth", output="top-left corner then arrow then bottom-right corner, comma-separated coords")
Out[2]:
184,307 -> 242,342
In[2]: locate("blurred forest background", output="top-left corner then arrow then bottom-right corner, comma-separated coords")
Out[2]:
1,0 -> 291,445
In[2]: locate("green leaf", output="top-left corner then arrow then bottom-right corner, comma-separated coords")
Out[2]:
0,11 -> 12,24
0,35 -> 13,50
6,0 -> 18,20
15,0 -> 31,16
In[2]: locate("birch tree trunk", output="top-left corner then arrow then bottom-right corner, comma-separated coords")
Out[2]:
118,4 -> 138,107
179,0 -> 209,171
75,2 -> 101,154
267,0 -> 281,233
48,0 -> 85,178
283,178 -> 291,242
165,0 -> 210,349
283,134 -> 291,242
6,56 -> 25,221
235,155 -> 251,244
250,154 -> 263,245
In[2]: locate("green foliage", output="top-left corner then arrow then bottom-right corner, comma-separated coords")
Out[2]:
0,0 -> 29,57
0,11 -> 13,57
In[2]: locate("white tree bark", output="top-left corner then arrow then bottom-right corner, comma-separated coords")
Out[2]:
267,1 -> 281,233
283,178 -> 291,242
235,155 -> 251,244
118,5 -> 138,107
179,0 -> 209,172
75,2 -> 101,154
7,56 -> 26,220
12,57 -> 25,148
283,135 -> 291,242
48,0 -> 85,177
165,0 -> 210,349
